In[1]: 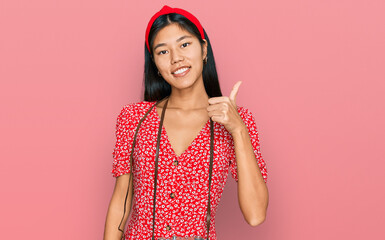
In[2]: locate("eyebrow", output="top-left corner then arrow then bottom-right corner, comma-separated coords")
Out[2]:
153,35 -> 193,51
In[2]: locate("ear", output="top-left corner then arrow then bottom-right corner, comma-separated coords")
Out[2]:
202,39 -> 208,59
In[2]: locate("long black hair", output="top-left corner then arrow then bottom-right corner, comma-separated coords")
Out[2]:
143,13 -> 222,101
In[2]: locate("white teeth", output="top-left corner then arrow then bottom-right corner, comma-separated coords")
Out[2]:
173,67 -> 189,74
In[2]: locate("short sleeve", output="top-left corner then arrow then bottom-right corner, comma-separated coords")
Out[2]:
111,105 -> 136,178
229,107 -> 268,183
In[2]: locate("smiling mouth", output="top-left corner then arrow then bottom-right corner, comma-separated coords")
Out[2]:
172,67 -> 191,77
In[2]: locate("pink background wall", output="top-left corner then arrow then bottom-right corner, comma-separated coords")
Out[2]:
1,0 -> 384,239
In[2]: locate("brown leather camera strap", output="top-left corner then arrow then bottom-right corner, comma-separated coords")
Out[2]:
206,119 -> 214,239
118,102 -> 157,239
118,98 -> 214,240
151,97 -> 169,239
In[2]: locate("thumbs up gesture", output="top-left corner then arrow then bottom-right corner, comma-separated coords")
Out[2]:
207,81 -> 246,135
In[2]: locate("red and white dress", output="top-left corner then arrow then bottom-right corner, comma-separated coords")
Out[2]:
111,101 -> 268,240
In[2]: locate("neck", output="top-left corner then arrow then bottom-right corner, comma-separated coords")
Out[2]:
167,78 -> 209,110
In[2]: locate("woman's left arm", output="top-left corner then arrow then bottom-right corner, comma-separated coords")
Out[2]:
230,121 -> 269,226
207,81 -> 269,226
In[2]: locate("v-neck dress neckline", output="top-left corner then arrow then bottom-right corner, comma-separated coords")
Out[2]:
152,101 -> 211,159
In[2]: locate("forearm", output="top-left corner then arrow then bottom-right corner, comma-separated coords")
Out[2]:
104,176 -> 133,240
232,126 -> 269,226
104,197 -> 130,240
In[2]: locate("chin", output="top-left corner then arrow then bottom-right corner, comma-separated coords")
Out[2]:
166,75 -> 200,90
173,78 -> 200,90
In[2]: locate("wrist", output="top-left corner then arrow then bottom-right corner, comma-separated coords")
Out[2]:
230,124 -> 248,138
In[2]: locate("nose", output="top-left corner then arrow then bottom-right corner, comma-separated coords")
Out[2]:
170,49 -> 184,64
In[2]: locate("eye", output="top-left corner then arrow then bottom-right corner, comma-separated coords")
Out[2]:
158,50 -> 168,55
181,42 -> 191,48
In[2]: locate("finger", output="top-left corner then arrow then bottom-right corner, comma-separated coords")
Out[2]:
208,96 -> 231,105
229,81 -> 242,103
207,109 -> 224,118
207,102 -> 229,112
210,115 -> 224,124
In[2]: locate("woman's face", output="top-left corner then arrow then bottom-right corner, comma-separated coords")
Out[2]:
152,23 -> 207,91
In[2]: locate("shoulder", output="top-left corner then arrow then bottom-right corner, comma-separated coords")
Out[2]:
236,105 -> 255,120
116,101 -> 156,126
118,101 -> 156,117
236,105 -> 259,130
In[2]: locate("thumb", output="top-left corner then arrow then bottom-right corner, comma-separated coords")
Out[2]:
229,81 -> 242,104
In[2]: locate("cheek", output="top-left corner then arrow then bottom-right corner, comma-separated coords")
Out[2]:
193,52 -> 204,68
155,62 -> 167,71
190,46 -> 203,58
155,60 -> 169,72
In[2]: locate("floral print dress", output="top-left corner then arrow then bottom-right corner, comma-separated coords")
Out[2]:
111,101 -> 268,240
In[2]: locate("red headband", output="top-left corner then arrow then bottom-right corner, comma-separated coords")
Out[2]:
145,5 -> 205,53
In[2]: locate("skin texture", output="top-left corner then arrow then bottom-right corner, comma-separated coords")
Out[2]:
104,23 -> 269,240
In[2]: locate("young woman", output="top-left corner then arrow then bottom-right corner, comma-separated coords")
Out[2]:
104,5 -> 268,240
